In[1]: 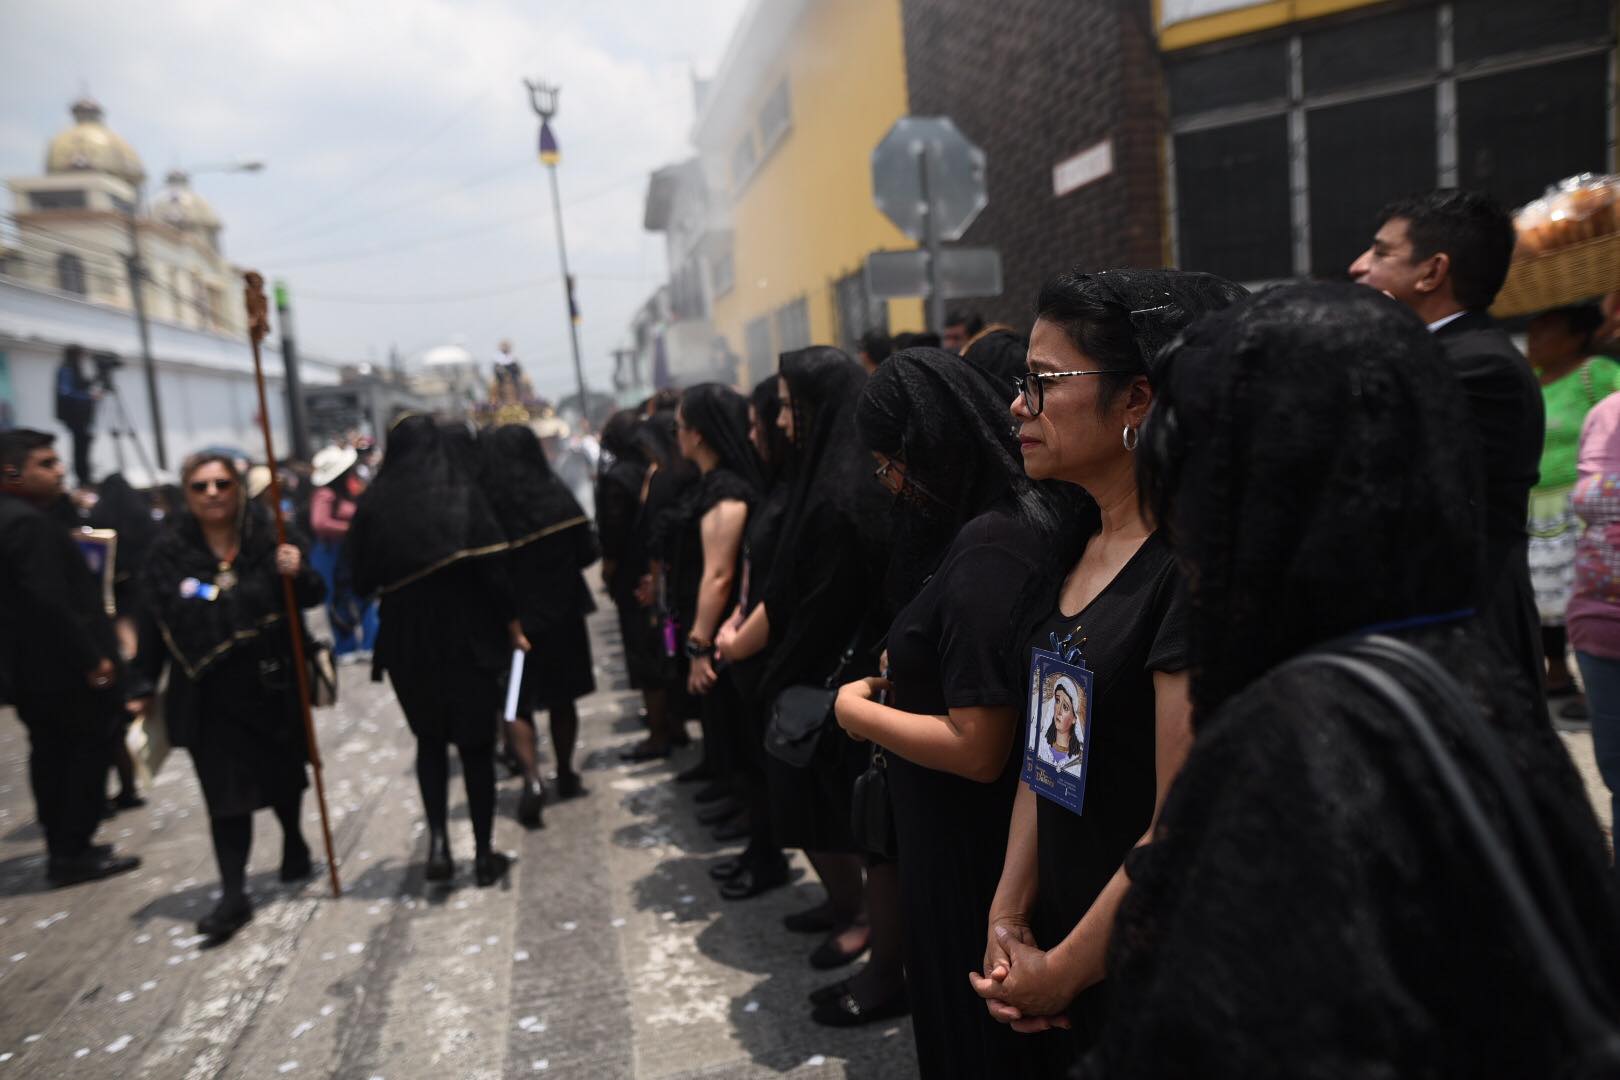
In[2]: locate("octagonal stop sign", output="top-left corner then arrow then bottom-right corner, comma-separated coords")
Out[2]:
871,116 -> 988,243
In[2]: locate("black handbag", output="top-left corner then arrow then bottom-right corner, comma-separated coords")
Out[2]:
765,636 -> 860,769
851,744 -> 898,857
1288,634 -> 1620,1073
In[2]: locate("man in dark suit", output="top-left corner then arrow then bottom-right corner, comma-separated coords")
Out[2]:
0,428 -> 140,885
1351,188 -> 1546,718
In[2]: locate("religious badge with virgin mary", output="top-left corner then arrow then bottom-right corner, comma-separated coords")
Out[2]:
1021,639 -> 1094,816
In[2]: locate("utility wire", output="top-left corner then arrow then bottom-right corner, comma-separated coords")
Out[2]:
261,84 -> 496,235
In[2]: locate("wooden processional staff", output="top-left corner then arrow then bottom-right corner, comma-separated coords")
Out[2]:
242,271 -> 342,898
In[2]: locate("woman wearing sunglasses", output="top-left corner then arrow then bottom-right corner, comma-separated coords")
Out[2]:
968,269 -> 1245,1069
135,452 -> 325,943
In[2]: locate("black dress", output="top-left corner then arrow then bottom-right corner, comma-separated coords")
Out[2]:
760,510 -> 881,852
596,458 -> 652,690
509,520 -> 599,709
372,554 -> 515,747
1023,531 -> 1187,1059
883,508 -> 1053,1078
140,508 -> 325,818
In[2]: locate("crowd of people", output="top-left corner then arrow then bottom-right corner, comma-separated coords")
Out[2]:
4,184 -> 1620,1076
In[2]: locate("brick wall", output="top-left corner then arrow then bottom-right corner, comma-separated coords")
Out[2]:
900,0 -> 1166,332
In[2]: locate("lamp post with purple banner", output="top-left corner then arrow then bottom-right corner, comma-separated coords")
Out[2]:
523,79 -> 589,424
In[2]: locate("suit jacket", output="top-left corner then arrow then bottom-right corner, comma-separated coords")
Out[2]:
1433,310 -> 1543,562
0,492 -> 117,705
1434,310 -> 1546,714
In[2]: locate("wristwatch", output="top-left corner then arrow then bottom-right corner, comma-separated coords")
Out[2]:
685,636 -> 715,659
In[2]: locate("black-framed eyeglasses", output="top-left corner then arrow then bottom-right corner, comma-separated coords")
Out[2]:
1013,369 -> 1117,416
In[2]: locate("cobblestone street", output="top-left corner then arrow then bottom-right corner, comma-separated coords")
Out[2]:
0,604 -> 919,1079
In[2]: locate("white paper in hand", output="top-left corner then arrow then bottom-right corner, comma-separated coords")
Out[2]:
504,649 -> 526,722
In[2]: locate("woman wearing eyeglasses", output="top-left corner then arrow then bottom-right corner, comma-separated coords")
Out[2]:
136,452 -> 326,943
966,269 -> 1246,1067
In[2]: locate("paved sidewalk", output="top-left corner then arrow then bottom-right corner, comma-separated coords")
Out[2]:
0,603 -> 919,1079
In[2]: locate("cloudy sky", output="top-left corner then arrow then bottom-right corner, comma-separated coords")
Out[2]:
0,0 -> 748,399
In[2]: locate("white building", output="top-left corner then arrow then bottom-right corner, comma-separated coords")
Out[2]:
0,96 -> 338,484
638,153 -> 739,389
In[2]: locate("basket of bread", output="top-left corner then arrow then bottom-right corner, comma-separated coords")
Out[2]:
1493,173 -> 1619,318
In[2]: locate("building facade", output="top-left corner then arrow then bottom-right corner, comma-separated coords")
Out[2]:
0,97 -> 337,484
1158,0 -> 1618,284
693,0 -> 925,384
901,0 -> 1167,329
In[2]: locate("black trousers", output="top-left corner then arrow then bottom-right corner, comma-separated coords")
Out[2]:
68,424 -> 94,489
15,686 -> 116,859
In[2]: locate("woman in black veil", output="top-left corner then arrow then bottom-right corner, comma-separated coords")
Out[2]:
721,347 -> 899,1000
348,416 -> 525,887
670,385 -> 764,841
1080,284 -> 1620,1078
622,408 -> 700,761
835,346 -> 1059,1061
482,423 -> 599,825
715,376 -> 795,893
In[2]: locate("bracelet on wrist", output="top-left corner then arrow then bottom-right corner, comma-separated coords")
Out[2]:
685,637 -> 715,659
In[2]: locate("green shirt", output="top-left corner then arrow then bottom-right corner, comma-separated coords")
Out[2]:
1538,355 -> 1620,492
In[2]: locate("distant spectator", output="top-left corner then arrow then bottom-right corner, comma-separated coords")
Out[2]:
857,330 -> 893,375
943,311 -> 985,354
54,345 -> 99,488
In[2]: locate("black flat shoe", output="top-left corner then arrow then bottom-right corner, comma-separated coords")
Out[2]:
809,932 -> 869,970
280,843 -> 314,883
518,779 -> 546,829
784,903 -> 840,934
711,817 -> 751,843
675,762 -> 712,784
113,791 -> 146,810
719,860 -> 789,900
708,857 -> 746,882
808,978 -> 853,1006
696,799 -> 742,826
474,851 -> 511,887
198,895 -> 253,941
619,740 -> 670,763
693,781 -> 731,804
425,831 -> 453,883
47,849 -> 140,887
555,771 -> 587,799
809,987 -> 909,1028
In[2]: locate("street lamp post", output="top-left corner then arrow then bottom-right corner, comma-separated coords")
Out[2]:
124,159 -> 264,473
524,79 -> 590,425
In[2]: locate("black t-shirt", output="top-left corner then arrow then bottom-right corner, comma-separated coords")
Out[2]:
1025,530 -> 1187,1041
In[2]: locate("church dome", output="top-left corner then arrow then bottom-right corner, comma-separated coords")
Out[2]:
45,96 -> 145,186
151,170 -> 222,231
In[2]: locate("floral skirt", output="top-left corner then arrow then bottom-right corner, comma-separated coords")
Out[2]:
1530,485 -> 1579,626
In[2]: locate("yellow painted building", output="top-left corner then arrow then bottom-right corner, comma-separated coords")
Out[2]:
693,0 -> 924,384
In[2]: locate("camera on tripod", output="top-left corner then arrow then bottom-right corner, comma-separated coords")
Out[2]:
89,350 -> 123,392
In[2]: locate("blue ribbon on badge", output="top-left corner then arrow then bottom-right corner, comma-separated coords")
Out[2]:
1047,630 -> 1085,666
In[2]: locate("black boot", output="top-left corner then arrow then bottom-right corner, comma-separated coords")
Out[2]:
280,837 -> 314,882
198,893 -> 253,941
474,851 -> 510,887
518,779 -> 545,829
425,829 -> 452,882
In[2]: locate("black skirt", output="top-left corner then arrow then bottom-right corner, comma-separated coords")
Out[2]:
517,614 -> 596,709
189,648 -> 308,818
390,660 -> 502,748
767,724 -> 867,853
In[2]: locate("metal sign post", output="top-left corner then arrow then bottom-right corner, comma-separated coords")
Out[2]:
871,117 -> 992,332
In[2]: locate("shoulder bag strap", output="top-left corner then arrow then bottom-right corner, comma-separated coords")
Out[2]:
1282,638 -> 1620,1061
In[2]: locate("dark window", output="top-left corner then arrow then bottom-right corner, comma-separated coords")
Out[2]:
774,297 -> 811,352
832,270 -> 888,354
1458,54 -> 1610,210
1174,115 -> 1292,282
731,134 -> 758,191
758,80 -> 792,153
744,315 -> 773,375
1308,88 -> 1438,277
30,190 -> 87,211
1167,38 -> 1290,117
1302,6 -> 1437,95
1454,0 -> 1612,64
56,253 -> 87,295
